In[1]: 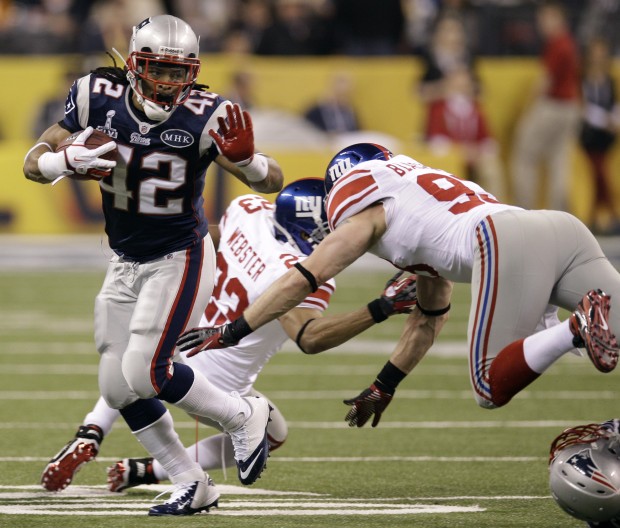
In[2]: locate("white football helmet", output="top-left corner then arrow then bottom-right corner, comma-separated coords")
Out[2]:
549,422 -> 620,525
126,15 -> 200,121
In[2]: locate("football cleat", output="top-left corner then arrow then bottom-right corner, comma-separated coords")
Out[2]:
569,289 -> 619,373
41,424 -> 103,491
107,457 -> 159,492
228,395 -> 272,485
148,477 -> 219,516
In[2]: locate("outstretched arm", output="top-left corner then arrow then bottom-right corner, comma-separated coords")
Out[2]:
343,275 -> 453,427
177,204 -> 387,356
279,272 -> 417,354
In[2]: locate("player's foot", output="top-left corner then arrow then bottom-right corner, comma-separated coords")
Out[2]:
107,457 -> 159,492
41,424 -> 103,491
569,289 -> 619,373
148,477 -> 219,516
228,395 -> 271,485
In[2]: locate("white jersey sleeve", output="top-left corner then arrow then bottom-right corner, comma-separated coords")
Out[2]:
186,194 -> 335,395
325,154 -> 520,282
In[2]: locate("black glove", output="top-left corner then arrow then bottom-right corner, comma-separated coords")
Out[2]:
368,272 -> 417,322
343,383 -> 394,428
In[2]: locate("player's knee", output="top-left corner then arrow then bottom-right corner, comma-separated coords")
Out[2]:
121,354 -> 157,399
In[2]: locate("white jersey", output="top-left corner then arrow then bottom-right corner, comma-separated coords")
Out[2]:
186,195 -> 336,395
325,154 -> 520,282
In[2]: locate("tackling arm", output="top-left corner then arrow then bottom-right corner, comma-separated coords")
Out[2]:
343,275 -> 452,427
279,272 -> 417,354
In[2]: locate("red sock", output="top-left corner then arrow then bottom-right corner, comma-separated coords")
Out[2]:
488,339 -> 540,407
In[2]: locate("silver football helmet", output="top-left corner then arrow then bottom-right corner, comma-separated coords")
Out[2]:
126,15 -> 200,121
549,422 -> 620,525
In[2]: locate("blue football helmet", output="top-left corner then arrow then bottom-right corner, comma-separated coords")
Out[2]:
324,143 -> 393,194
274,178 -> 330,256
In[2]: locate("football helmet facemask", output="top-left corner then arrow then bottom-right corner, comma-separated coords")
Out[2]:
549,422 -> 620,525
324,143 -> 393,195
126,15 -> 200,121
273,178 -> 330,256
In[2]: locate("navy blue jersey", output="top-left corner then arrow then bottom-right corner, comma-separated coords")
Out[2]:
62,73 -> 229,262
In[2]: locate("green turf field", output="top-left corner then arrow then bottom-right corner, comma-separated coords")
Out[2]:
0,267 -> 616,527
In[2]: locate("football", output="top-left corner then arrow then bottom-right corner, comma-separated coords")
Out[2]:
55,129 -> 117,180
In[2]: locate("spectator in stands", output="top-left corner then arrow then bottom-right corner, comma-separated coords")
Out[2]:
417,14 -> 478,104
331,0 -> 406,55
424,66 -> 505,201
304,72 -> 360,134
255,0 -> 329,55
510,1 -> 580,212
579,36 -> 620,234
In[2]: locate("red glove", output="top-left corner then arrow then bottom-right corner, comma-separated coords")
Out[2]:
208,103 -> 255,164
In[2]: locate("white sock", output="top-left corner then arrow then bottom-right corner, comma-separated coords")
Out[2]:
83,396 -> 120,436
523,319 -> 576,373
132,410 -> 203,484
153,433 -> 235,481
173,370 -> 251,431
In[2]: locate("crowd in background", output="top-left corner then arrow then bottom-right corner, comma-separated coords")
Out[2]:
4,0 -> 620,233
1,0 -> 620,57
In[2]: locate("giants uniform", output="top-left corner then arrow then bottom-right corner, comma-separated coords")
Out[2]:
62,72 -> 229,407
185,194 -> 335,445
187,194 -> 335,395
326,154 -> 620,407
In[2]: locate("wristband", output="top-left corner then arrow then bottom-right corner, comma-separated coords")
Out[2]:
37,151 -> 72,182
237,153 -> 268,183
227,315 -> 254,342
374,360 -> 407,394
367,299 -> 389,323
417,302 -> 451,317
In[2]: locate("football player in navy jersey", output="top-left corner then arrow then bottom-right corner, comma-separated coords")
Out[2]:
23,15 -> 283,516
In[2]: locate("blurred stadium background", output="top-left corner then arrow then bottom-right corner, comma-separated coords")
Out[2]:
2,1 -> 620,526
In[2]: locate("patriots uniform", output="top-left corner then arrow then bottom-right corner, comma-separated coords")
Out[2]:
63,73 -> 229,262
186,194 -> 335,396
325,154 -> 519,282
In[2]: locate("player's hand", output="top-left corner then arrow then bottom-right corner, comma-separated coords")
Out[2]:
343,384 -> 394,428
64,127 -> 117,177
38,127 -> 117,181
378,272 -> 417,316
209,104 -> 255,164
177,324 -> 239,357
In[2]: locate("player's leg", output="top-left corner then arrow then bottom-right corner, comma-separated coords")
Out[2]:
108,391 -> 287,491
96,254 -> 217,515
41,396 -> 121,491
472,211 -> 619,408
121,236 -> 271,487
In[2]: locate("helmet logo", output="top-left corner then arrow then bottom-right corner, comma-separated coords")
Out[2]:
327,158 -> 352,184
567,449 -> 619,491
158,46 -> 183,56
294,196 -> 322,218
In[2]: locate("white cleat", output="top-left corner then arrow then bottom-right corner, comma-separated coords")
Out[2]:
228,396 -> 272,485
148,476 -> 219,516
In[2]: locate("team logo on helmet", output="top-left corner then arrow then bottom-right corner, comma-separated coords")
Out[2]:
294,195 -> 322,219
326,158 -> 352,185
567,449 -> 619,491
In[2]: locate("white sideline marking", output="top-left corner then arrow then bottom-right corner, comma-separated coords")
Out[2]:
0,485 -> 484,517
